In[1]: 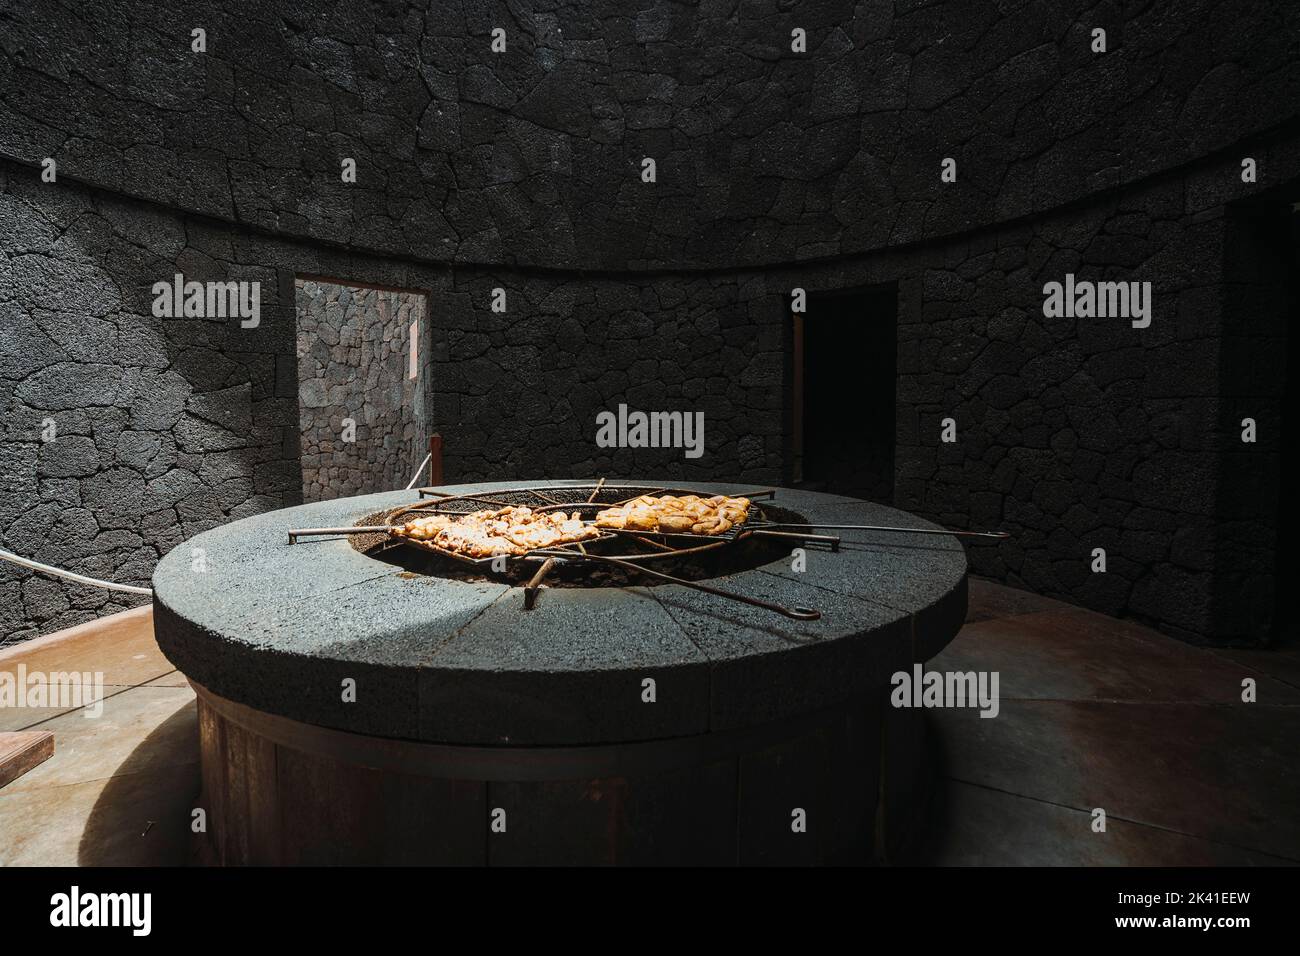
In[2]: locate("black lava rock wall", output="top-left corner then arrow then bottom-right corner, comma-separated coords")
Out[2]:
2,0 -> 1298,645
0,168 -> 303,642
2,0 -> 1297,271
431,269 -> 785,484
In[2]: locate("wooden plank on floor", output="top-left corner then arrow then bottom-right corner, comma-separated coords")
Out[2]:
0,730 -> 54,790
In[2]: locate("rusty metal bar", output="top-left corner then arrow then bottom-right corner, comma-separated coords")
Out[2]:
288,526 -> 390,544
404,493 -> 518,510
628,534 -> 677,552
523,557 -> 557,610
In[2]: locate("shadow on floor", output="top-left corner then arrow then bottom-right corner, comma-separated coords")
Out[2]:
78,706 -> 200,866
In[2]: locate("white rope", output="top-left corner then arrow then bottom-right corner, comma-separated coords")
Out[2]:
405,452 -> 432,490
0,548 -> 152,595
4,448 -> 436,593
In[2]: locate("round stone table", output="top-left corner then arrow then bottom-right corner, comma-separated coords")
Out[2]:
152,481 -> 968,865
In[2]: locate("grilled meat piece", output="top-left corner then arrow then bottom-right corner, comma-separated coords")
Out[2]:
398,513 -> 455,540
435,521 -> 525,557
594,494 -> 751,536
396,504 -> 599,557
657,513 -> 695,533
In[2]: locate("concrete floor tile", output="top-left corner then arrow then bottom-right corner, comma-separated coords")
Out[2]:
1209,647 -> 1300,693
917,779 -> 1293,866
142,670 -> 190,688
932,608 -> 1300,704
931,700 -> 1300,861
0,704 -> 77,732
964,577 -> 1077,624
1,687 -> 197,795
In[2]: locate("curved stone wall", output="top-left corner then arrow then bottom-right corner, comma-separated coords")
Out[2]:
2,1 -> 1298,645
1,0 -> 1297,271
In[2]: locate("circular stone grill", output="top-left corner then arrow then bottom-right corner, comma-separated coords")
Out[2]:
358,483 -> 806,556
334,484 -> 831,617
151,480 -> 970,865
357,493 -> 811,588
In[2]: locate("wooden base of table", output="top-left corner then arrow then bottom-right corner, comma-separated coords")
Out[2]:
192,679 -> 936,866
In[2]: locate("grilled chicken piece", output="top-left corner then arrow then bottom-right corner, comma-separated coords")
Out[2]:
397,504 -> 601,557
658,513 -> 695,532
692,516 -> 732,535
625,507 -> 658,531
435,522 -> 525,557
592,494 -> 750,536
595,510 -> 627,529
398,514 -> 455,540
559,518 -> 590,536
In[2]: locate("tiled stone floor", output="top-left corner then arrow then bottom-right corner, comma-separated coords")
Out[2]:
916,580 -> 1300,866
0,609 -> 198,866
0,581 -> 1296,866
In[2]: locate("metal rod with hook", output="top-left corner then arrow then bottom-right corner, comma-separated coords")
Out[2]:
756,523 -> 1010,540
531,550 -> 821,621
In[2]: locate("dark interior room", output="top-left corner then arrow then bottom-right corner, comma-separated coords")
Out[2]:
0,0 -> 1296,928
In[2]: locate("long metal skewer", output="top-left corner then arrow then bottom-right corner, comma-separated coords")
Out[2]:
757,523 -> 1010,540
533,550 -> 820,621
722,489 -> 778,501
744,528 -> 842,550
288,526 -> 390,543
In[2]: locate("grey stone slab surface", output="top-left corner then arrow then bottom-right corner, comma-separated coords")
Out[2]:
151,482 -> 968,743
421,585 -> 710,745
650,570 -> 911,731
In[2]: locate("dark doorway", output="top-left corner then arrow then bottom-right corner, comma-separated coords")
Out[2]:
1278,203 -> 1300,644
792,286 -> 897,503
1218,188 -> 1296,645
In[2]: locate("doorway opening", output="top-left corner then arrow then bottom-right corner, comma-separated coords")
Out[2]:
293,277 -> 430,502
791,285 -> 897,503
1218,185 -> 1297,645
1278,202 -> 1300,643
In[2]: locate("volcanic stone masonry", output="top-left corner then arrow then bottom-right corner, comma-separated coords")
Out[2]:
1,0 -> 1299,646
